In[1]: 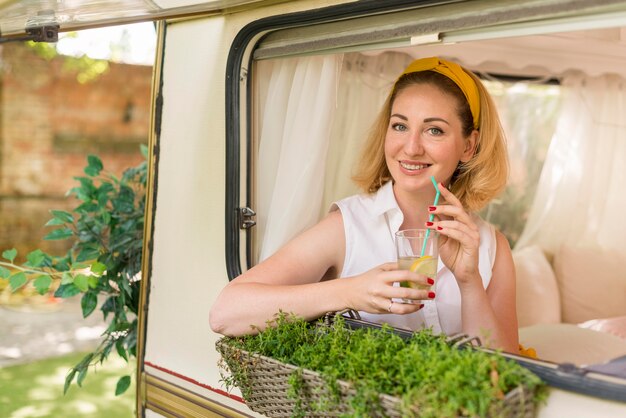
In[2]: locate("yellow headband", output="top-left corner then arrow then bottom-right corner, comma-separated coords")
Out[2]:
398,57 -> 480,129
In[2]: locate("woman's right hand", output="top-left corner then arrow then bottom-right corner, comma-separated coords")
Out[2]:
344,262 -> 431,314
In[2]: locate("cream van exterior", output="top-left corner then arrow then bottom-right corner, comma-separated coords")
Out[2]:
2,1 -> 626,417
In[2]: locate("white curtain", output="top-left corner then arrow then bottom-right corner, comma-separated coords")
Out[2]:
255,52 -> 415,262
256,55 -> 342,262
516,72 -> 626,255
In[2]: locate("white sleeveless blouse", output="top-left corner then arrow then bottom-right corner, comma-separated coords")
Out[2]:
331,181 -> 497,335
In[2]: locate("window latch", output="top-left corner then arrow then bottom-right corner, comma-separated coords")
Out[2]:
238,207 -> 256,230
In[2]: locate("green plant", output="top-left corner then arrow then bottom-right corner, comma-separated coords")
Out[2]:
219,313 -> 547,418
0,146 -> 147,395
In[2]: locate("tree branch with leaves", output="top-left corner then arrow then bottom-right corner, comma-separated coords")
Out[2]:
0,146 -> 147,395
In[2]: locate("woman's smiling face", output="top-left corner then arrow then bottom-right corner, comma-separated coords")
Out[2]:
384,83 -> 476,196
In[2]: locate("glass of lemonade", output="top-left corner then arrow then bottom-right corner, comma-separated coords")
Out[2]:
395,229 -> 438,293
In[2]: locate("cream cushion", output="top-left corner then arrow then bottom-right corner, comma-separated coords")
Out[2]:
554,245 -> 626,324
513,246 -> 561,327
519,323 -> 626,366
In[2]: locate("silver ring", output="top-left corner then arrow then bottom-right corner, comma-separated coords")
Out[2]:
387,300 -> 394,313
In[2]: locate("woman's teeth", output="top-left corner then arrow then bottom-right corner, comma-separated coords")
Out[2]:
400,162 -> 429,170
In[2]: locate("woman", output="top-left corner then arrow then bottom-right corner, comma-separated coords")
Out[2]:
210,57 -> 518,352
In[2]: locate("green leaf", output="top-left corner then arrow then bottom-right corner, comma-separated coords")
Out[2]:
100,296 -> 116,318
85,155 -> 103,177
2,248 -> 17,263
99,182 -> 115,194
81,292 -> 98,318
112,322 -> 131,332
74,274 -> 89,292
84,166 -> 98,178
76,247 -> 99,262
44,227 -> 73,241
71,262 -> 90,270
90,261 -> 107,275
61,272 -> 74,284
116,340 -> 128,362
9,272 -> 27,291
76,177 -> 97,197
53,257 -> 71,271
140,143 -> 148,158
33,275 -> 52,295
76,352 -> 95,369
101,211 -> 112,225
115,375 -> 131,396
54,283 -> 82,298
96,184 -> 114,207
120,277 -> 133,296
67,186 -> 85,200
97,342 -> 112,361
75,201 -> 98,213
26,249 -> 46,267
45,218 -> 65,226
50,209 -> 74,223
88,275 -> 99,289
77,230 -> 96,244
64,369 -> 77,394
77,366 -> 88,387
112,185 -> 135,213
0,266 -> 10,279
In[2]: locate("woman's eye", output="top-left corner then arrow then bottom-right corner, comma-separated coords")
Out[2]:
391,123 -> 408,132
427,127 -> 444,136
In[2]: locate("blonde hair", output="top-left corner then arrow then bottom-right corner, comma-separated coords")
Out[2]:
352,68 -> 508,212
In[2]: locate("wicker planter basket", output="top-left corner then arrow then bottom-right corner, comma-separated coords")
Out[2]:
216,315 -> 538,417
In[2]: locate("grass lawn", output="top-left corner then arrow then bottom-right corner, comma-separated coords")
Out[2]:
0,352 -> 135,418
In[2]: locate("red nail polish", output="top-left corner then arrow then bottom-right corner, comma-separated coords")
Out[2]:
436,226 -> 443,231
428,291 -> 436,299
426,221 -> 433,226
428,206 -> 436,211
419,304 -> 425,309
439,182 -> 446,189
427,278 -> 434,285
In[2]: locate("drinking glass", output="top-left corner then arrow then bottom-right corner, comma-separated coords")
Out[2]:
395,229 -> 438,292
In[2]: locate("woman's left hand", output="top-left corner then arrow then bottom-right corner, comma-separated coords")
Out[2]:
426,183 -> 481,287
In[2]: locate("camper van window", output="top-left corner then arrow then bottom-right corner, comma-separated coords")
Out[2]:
214,0 -> 626,398
251,52 -> 561,262
213,1 -> 626,380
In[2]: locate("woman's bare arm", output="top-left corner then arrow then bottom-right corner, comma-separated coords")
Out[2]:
209,211 -> 349,336
461,231 -> 519,352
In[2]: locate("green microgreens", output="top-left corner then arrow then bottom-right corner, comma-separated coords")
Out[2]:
218,312 -> 546,417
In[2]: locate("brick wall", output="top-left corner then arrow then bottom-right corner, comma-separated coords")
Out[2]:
0,43 -> 152,257
1,43 -> 151,196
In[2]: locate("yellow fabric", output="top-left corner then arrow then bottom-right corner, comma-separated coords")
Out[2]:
399,57 -> 480,129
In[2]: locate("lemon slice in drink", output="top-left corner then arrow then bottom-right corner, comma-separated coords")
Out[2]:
409,255 -> 437,276
400,255 -> 437,290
